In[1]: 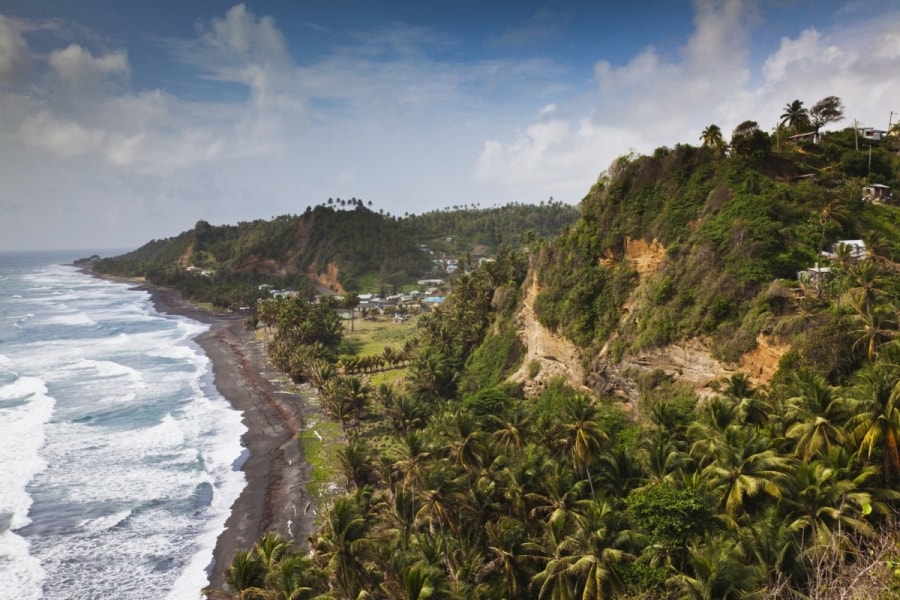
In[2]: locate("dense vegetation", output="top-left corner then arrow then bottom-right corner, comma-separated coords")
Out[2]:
535,116 -> 900,363
401,200 -> 580,257
203,98 -> 900,599
89,200 -> 578,310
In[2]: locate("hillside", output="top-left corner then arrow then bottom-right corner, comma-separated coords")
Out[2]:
533,126 -> 900,390
212,114 -> 900,600
91,200 -> 579,309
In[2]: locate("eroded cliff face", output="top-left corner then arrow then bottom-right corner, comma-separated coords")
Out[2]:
511,237 -> 788,405
508,273 -> 589,397
311,262 -> 345,295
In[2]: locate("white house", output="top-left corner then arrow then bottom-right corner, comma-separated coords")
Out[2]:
857,127 -> 888,141
788,131 -> 819,144
820,239 -> 866,262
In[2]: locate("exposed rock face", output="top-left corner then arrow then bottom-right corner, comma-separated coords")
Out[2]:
511,237 -> 788,404
311,262 -> 345,295
508,273 -> 589,397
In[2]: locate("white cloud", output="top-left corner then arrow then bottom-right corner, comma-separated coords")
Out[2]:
0,15 -> 30,84
204,3 -> 290,64
762,29 -> 844,82
48,44 -> 129,88
473,0 -> 900,198
479,0 -> 755,194
20,110 -> 105,156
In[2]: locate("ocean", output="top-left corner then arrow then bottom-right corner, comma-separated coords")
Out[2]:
0,251 -> 247,600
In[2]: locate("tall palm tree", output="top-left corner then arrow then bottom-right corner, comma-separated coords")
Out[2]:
782,371 -> 848,461
817,197 -> 848,252
558,395 -> 608,499
780,99 -> 810,132
480,517 -> 537,599
700,427 -> 793,517
849,295 -> 897,364
700,124 -> 727,154
638,427 -> 690,483
312,495 -> 374,599
782,458 -> 876,557
671,534 -> 765,599
845,361 -> 900,483
565,501 -> 635,599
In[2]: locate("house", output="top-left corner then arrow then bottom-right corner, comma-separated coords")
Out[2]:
857,127 -> 889,141
863,183 -> 892,203
821,239 -> 866,262
788,131 -> 819,144
798,264 -> 831,293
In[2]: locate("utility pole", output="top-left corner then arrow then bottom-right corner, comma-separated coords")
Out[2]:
854,118 -> 858,150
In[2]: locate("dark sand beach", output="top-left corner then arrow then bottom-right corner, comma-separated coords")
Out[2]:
135,285 -> 316,593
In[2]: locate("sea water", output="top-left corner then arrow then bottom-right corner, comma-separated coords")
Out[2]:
0,251 -> 247,600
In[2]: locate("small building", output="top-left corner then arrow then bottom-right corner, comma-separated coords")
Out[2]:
863,183 -> 892,203
798,264 -> 831,293
821,239 -> 866,262
788,131 -> 819,144
857,127 -> 888,141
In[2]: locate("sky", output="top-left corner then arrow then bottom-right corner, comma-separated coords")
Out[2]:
1,1 -> 899,252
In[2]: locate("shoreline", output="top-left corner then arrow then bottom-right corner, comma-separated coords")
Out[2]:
94,277 -> 316,594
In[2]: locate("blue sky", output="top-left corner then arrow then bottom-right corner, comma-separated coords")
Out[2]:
1,1 -> 898,251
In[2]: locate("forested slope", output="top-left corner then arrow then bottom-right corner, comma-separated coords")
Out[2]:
90,200 -> 578,309
208,107 -> 900,600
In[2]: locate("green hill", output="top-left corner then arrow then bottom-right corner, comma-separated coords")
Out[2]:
534,126 -> 900,376
211,117 -> 900,600
91,199 -> 579,309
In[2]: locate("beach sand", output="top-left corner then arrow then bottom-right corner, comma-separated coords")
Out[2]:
139,286 -> 316,594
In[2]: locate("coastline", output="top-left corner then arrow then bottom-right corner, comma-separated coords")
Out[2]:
112,281 -> 315,593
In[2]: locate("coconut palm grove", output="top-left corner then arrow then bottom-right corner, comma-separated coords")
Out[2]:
96,97 -> 900,599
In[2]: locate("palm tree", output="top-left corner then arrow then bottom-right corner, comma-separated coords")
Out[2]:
844,361 -> 900,483
526,460 -> 588,530
558,395 -> 608,499
638,427 -> 690,483
782,458 -> 876,558
671,534 -> 765,599
565,501 -> 635,599
311,495 -> 374,599
480,517 -> 537,600
700,124 -> 726,154
490,406 -> 532,456
847,259 -> 887,316
700,427 -> 793,517
783,371 -> 847,461
850,294 -> 897,364
817,197 -> 848,252
780,99 -> 810,132
337,436 -> 373,491
222,550 -> 266,597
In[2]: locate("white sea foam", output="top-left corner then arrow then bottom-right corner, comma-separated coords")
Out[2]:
0,376 -> 54,529
1,260 -> 248,598
42,312 -> 97,327
0,530 -> 45,600
79,509 -> 133,534
0,376 -> 53,600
